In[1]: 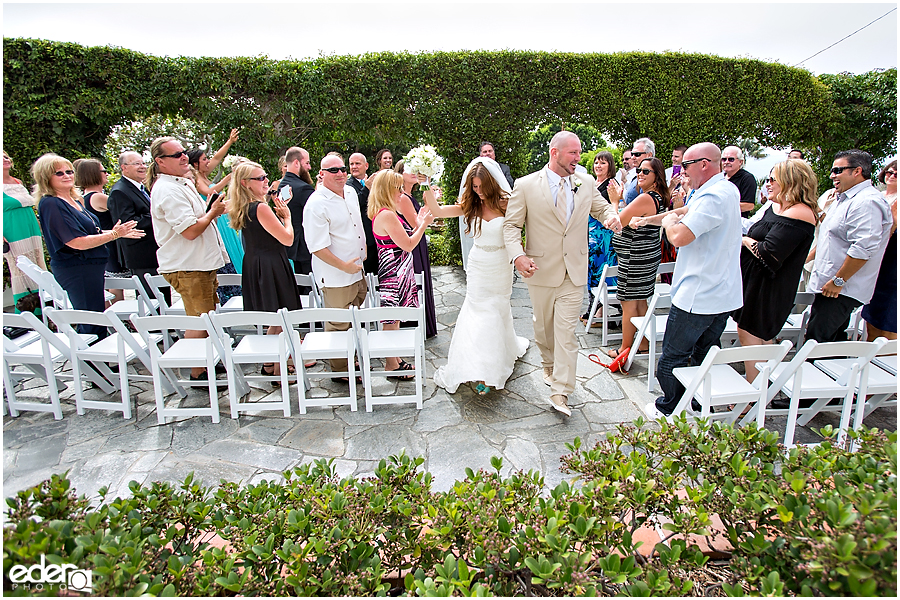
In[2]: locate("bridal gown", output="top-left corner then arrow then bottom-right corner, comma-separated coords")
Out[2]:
433,216 -> 529,393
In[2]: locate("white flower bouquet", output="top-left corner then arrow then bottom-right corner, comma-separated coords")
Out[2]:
402,145 -> 445,189
222,154 -> 246,171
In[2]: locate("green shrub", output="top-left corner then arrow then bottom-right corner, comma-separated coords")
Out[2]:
3,420 -> 895,596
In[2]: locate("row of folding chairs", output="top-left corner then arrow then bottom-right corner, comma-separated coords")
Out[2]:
655,336 -> 896,449
3,303 -> 425,424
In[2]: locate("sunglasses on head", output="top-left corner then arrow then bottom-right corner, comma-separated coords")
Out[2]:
53,169 -> 75,177
322,166 -> 347,174
160,150 -> 188,159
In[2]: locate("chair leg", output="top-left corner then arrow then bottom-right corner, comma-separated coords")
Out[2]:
226,359 -> 239,420
151,359 -> 167,425
280,352 -> 291,417
207,358 -> 220,424
119,358 -> 132,420
348,350 -> 357,412
72,353 -> 86,416
44,354 -> 63,420
3,360 -> 20,417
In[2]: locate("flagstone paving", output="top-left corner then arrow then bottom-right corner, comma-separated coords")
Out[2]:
3,266 -> 895,506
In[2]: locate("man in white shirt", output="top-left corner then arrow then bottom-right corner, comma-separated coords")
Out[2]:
646,142 -> 743,417
665,145 -> 687,184
806,149 -> 892,343
148,136 -> 227,380
303,154 -> 368,374
623,138 -> 655,205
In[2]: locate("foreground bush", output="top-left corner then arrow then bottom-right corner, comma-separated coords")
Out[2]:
3,418 -> 895,596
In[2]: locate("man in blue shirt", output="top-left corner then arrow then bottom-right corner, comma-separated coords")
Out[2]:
623,138 -> 655,205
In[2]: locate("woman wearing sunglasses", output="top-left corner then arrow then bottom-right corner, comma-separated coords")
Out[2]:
732,159 -> 818,381
32,153 -> 143,335
605,157 -> 669,359
225,160 -> 300,379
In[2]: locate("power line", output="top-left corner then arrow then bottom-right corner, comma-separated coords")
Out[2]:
795,8 -> 897,67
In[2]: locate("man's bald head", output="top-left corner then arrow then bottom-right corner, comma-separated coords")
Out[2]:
549,130 -> 579,151
682,142 -> 722,188
348,153 -> 368,180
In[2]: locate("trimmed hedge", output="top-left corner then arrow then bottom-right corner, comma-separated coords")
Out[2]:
5,38 -> 844,194
3,419 -> 896,596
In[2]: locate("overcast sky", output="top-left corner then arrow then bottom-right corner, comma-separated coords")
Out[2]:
4,1 -> 897,177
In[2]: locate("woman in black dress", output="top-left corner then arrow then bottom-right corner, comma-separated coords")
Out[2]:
77,158 -> 128,302
394,159 -> 438,338
226,160 -> 300,377
733,159 -> 818,381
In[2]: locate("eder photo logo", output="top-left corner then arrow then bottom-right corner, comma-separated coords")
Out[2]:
8,554 -> 93,594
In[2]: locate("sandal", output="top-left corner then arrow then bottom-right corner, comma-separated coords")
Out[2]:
474,382 -> 490,396
261,364 -> 281,387
387,361 -> 415,380
606,348 -> 622,359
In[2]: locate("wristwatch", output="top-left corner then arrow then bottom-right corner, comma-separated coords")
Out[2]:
832,276 -> 845,287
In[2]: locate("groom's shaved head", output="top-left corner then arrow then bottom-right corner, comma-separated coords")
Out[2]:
549,130 -> 579,150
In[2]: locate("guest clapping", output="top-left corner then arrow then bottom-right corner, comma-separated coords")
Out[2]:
732,159 -> 818,381
33,153 -> 143,335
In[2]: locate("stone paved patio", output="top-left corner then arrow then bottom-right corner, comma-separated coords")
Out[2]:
3,266 -> 895,505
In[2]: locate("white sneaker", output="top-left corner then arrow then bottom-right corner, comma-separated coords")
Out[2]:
542,366 -> 553,386
644,401 -> 665,420
548,394 -> 571,417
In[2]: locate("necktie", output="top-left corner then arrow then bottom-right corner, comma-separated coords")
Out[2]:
556,177 -> 569,223
140,184 -> 151,201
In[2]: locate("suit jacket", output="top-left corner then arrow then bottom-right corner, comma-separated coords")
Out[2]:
278,171 -> 315,264
347,177 -> 378,272
498,162 -> 515,188
107,177 -> 159,270
503,168 -> 616,288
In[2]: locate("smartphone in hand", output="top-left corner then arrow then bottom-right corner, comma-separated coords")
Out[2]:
206,192 -> 220,212
278,185 -> 291,202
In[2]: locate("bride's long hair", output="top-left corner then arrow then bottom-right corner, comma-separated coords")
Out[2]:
460,164 -> 508,238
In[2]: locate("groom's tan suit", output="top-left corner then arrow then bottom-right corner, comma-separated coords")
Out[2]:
503,168 -> 617,397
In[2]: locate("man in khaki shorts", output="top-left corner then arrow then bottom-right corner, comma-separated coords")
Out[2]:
148,136 -> 228,381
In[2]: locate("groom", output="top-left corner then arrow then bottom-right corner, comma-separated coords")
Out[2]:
503,131 -> 622,416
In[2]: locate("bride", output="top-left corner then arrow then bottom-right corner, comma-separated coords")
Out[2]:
424,157 -> 529,395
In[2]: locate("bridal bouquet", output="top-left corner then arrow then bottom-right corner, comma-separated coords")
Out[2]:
402,145 -> 444,189
222,154 -> 246,171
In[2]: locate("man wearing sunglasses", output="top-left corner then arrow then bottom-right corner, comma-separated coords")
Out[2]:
303,154 -> 368,375
149,136 -> 229,381
721,146 -> 756,217
622,138 -> 655,206
806,149 -> 893,343
640,142 -> 743,419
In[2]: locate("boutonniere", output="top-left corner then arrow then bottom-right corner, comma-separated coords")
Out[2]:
572,177 -> 582,194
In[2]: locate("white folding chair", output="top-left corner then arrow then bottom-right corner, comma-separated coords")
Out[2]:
3,312 -> 68,419
624,290 -> 672,390
105,275 -> 160,320
353,306 -> 425,412
847,305 -> 865,341
813,338 -> 895,446
740,338 -> 887,448
14,255 -> 56,322
281,308 -> 358,414
584,264 -> 621,347
295,273 -> 323,309
143,273 -> 186,317
654,261 -> 675,296
363,272 -> 381,309
216,273 -> 243,313
662,340 -> 793,425
209,310 -> 287,418
720,291 -> 815,348
46,308 -> 184,419
131,313 -> 225,424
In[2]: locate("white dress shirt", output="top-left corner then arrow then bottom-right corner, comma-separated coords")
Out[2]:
545,167 -> 574,222
303,184 -> 366,288
151,174 -> 226,273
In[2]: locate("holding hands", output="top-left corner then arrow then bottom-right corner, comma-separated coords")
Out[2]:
514,255 -> 538,278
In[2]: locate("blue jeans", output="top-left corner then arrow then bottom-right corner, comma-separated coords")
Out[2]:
655,305 -> 730,415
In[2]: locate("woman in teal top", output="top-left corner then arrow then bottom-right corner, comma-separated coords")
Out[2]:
3,151 -> 48,311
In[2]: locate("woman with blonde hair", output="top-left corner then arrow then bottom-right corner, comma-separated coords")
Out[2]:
423,157 -> 529,395
226,160 -> 300,379
3,151 -> 47,311
733,158 -> 818,380
33,153 -> 143,335
369,169 -> 433,377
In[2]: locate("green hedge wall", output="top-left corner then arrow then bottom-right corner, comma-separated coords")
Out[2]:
5,38 -> 851,194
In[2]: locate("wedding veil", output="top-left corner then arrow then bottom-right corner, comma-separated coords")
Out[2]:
457,157 -> 512,199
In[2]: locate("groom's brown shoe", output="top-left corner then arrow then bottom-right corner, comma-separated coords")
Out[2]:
547,394 -> 571,417
542,366 -> 553,386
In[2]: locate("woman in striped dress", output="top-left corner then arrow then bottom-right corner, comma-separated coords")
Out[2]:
606,157 -> 669,358
368,170 -> 434,378
3,151 -> 47,311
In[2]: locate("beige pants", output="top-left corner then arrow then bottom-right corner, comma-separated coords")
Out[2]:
527,274 -> 582,396
321,278 -> 368,371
